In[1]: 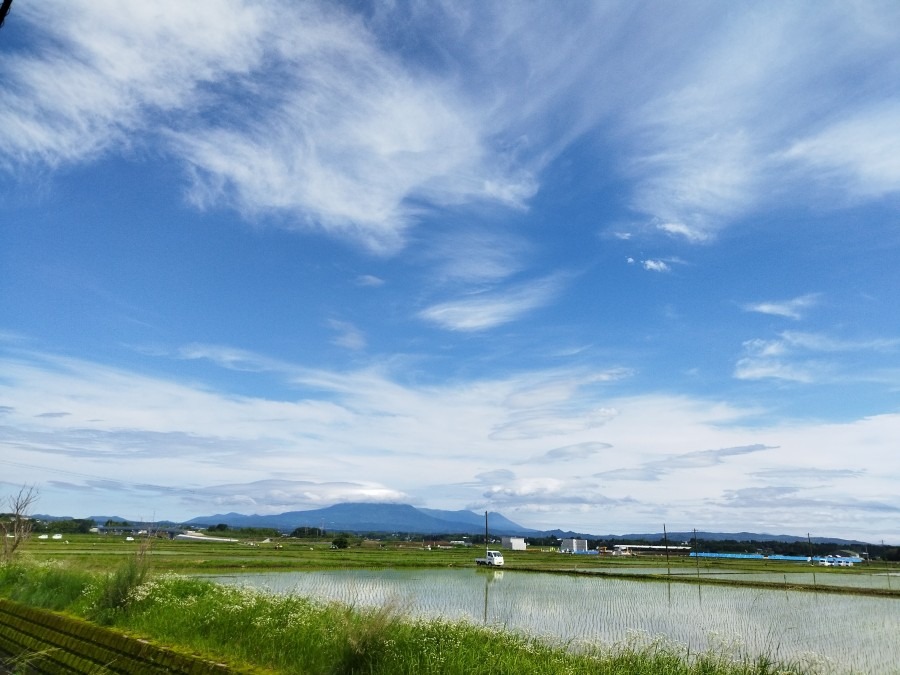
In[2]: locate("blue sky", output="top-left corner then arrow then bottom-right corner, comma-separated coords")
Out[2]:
2,1 -> 899,542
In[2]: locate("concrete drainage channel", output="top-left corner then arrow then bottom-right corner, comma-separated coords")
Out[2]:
0,598 -> 243,674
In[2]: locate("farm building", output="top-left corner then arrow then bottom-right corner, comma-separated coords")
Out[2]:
501,536 -> 527,550
560,538 -> 588,553
613,544 -> 691,556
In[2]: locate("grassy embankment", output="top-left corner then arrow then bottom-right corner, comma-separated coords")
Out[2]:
1,551 -> 809,675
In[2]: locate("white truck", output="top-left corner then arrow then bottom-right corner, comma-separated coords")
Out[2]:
475,550 -> 505,566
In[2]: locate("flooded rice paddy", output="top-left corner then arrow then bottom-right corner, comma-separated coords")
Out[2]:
589,566 -> 899,590
209,568 -> 899,673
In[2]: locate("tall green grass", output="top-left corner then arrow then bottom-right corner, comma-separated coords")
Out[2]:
0,560 -> 93,611
0,560 -> 809,674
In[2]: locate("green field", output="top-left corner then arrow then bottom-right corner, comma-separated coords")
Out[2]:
2,534 -> 897,674
21,533 -> 899,596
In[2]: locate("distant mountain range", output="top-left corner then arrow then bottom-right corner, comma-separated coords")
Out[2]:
32,504 -> 869,545
182,503 -> 868,545
185,503 -> 539,536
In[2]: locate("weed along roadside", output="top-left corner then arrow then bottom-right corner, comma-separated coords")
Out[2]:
1,535 -> 897,674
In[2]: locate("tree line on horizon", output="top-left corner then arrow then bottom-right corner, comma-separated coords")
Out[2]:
7,511 -> 900,561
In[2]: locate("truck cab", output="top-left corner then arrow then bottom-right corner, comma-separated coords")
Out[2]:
475,550 -> 505,566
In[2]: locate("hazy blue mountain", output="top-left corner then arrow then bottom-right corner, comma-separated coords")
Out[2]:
580,531 -> 868,546
186,503 -> 534,535
31,505 -> 873,546
184,504 -> 868,545
417,508 -> 538,534
32,514 -> 76,522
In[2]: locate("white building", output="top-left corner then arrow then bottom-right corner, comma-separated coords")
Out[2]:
501,536 -> 527,551
560,538 -> 588,552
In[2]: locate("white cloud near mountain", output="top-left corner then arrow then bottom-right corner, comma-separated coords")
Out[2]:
2,346 -> 898,539
188,480 -> 409,512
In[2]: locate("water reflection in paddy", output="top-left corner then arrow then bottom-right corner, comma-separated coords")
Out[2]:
208,568 -> 899,673
586,566 -> 899,590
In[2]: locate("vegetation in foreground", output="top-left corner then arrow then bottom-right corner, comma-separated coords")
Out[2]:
0,557 -> 818,675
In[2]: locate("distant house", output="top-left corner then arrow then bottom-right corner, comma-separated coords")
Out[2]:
501,536 -> 527,551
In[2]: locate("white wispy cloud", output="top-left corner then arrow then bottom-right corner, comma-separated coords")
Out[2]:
5,2 -> 899,253
642,259 -> 670,273
419,276 -> 564,332
518,441 -> 613,465
188,479 -> 408,512
0,1 -> 268,169
783,102 -> 900,199
0,2 -> 534,253
779,331 -> 899,353
743,294 -> 820,320
473,469 -> 516,484
623,4 -> 900,241
177,343 -> 292,374
173,18 -> 491,253
718,487 -> 900,516
423,230 -> 530,285
355,275 -> 385,287
734,330 -> 899,383
749,467 -> 865,482
328,320 -> 366,351
2,347 -> 899,539
596,444 -> 775,482
482,477 -> 623,507
733,357 -> 815,384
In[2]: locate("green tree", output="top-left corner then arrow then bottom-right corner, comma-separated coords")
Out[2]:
291,526 -> 324,538
332,535 -> 349,549
34,518 -> 94,534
